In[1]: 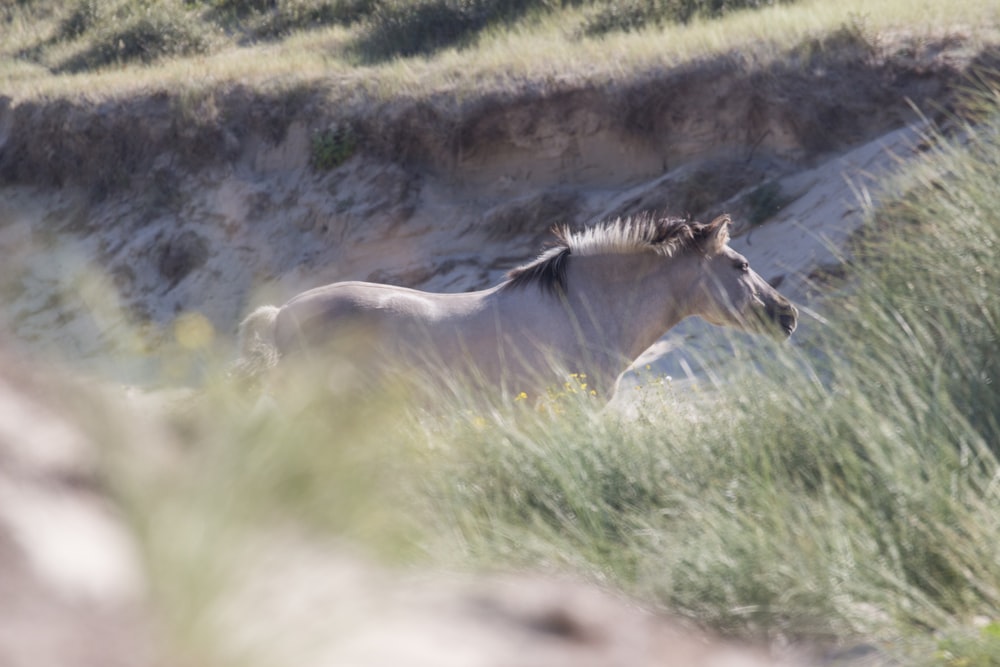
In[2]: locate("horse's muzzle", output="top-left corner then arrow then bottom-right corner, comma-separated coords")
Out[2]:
763,300 -> 798,339
776,303 -> 798,338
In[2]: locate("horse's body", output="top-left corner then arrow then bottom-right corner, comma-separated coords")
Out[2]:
235,215 -> 797,400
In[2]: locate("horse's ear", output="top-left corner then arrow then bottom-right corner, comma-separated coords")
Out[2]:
701,215 -> 731,254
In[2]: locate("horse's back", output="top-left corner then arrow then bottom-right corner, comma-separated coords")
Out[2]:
271,277 -> 588,396
274,280 -> 493,358
261,277 -> 596,397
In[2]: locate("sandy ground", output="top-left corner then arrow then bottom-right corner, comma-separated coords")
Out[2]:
0,358 -> 158,667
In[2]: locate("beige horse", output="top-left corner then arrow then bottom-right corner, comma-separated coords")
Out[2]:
235,214 -> 797,401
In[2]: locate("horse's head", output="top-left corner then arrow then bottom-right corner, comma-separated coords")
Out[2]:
690,216 -> 798,339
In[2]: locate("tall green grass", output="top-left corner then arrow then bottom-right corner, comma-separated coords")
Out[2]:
405,88 -> 1000,658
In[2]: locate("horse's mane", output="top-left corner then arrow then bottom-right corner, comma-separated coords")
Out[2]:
503,214 -> 717,296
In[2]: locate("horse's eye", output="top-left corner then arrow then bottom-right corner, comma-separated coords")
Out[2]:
736,261 -> 749,273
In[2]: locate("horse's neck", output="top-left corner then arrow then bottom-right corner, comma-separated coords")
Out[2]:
565,253 -> 696,361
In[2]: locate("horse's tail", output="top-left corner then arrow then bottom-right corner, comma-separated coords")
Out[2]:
231,305 -> 281,390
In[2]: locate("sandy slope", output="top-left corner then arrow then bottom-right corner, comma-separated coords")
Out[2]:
1,30 -> 983,382
0,117 -> 933,385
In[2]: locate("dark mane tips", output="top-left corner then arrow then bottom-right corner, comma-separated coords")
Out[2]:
647,215 -> 695,247
503,229 -> 572,296
635,213 -> 729,256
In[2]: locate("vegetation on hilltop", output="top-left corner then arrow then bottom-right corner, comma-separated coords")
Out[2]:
5,0 -> 800,71
0,0 -> 986,198
3,0 -> 995,83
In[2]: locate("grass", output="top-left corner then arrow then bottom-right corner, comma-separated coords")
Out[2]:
1,0 -> 998,102
309,122 -> 357,169
97,83 -> 1000,665
412,89 -> 1000,657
